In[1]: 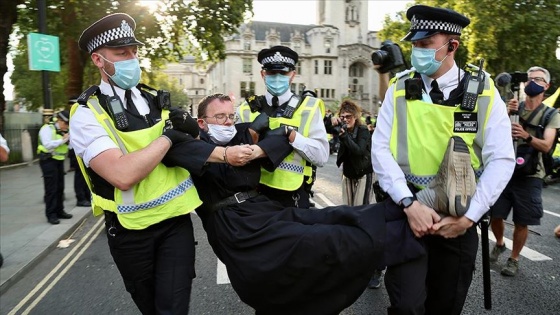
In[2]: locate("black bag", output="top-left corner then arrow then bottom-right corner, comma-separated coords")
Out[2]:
513,144 -> 539,177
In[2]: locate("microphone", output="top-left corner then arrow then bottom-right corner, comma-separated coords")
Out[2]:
495,72 -> 511,87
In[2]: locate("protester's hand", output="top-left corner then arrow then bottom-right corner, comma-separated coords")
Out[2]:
62,133 -> 70,142
507,98 -> 519,114
511,122 -> 528,140
169,108 -> 199,138
331,116 -> 341,126
225,144 -> 254,166
431,216 -> 473,238
404,201 -> 441,237
250,112 -> 269,134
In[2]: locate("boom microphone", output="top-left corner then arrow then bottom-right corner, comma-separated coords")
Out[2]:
495,72 -> 511,87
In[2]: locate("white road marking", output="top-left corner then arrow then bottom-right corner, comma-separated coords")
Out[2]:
217,259 -> 230,284
544,210 -> 560,218
479,228 -> 552,261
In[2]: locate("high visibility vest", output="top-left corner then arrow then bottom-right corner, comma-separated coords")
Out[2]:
70,97 -> 202,230
390,72 -> 496,188
37,124 -> 68,160
238,96 -> 325,190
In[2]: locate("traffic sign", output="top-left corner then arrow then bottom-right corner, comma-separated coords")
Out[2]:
27,32 -> 60,72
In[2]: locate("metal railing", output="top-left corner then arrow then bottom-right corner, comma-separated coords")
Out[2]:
1,125 -> 41,165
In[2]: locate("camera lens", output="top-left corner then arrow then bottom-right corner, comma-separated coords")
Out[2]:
371,50 -> 388,65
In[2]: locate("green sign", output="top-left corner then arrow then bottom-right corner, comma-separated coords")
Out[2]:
27,33 -> 60,72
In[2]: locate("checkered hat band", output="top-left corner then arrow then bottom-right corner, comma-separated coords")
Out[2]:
87,26 -> 135,53
410,17 -> 462,34
261,54 -> 295,66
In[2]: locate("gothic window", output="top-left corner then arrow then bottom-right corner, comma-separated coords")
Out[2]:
314,60 -> 319,75
349,63 -> 364,77
324,60 -> 332,75
296,60 -> 302,74
240,81 -> 255,97
244,41 -> 251,51
242,59 -> 252,74
325,40 -> 331,53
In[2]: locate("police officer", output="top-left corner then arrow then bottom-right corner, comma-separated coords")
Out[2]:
70,13 -> 200,314
38,109 -> 73,225
371,5 -> 515,314
238,46 -> 329,208
67,97 -> 92,207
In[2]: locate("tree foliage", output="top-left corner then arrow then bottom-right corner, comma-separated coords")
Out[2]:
378,0 -> 560,94
10,0 -> 253,111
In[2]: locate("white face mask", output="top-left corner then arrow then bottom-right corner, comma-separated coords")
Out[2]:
207,124 -> 237,145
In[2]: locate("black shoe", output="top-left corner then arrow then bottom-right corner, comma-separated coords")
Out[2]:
57,211 -> 73,219
76,201 -> 91,207
48,218 -> 60,225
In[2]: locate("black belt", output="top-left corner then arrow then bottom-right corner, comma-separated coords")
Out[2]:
212,190 -> 260,210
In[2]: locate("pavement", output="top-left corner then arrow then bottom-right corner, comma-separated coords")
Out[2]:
0,160 -> 92,294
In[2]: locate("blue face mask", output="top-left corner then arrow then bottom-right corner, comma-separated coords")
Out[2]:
524,80 -> 545,97
265,74 -> 291,96
97,54 -> 141,90
411,43 -> 448,76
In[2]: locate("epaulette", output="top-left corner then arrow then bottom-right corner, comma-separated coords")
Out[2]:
395,68 -> 415,80
77,85 -> 100,105
246,95 -> 266,113
137,83 -> 158,96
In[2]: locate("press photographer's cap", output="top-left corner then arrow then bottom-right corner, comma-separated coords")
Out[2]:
402,5 -> 470,41
258,46 -> 298,72
79,13 -> 144,54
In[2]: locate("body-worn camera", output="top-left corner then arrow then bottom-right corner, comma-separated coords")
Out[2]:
405,78 -> 423,100
157,90 -> 171,110
371,40 -> 406,74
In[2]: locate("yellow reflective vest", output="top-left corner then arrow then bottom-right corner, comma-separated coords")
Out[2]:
238,96 -> 325,191
37,124 -> 68,160
390,72 -> 496,188
70,96 -> 202,230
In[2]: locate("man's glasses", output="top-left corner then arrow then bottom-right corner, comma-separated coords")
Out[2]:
203,113 -> 237,125
339,114 -> 354,120
528,77 -> 547,84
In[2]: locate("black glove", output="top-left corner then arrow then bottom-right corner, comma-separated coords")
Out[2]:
162,128 -> 190,146
169,108 -> 199,138
266,126 -> 288,138
250,112 -> 269,134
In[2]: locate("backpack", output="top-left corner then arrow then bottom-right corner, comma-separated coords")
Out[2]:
540,107 -> 560,176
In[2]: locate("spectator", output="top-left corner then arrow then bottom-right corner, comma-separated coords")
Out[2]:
490,66 -> 560,276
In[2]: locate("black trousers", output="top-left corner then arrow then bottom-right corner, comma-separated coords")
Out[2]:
259,184 -> 311,208
104,212 -> 196,315
385,223 -> 478,315
74,169 -> 90,202
40,158 -> 65,220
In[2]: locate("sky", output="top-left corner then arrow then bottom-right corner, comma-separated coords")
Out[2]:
3,0 -> 412,101
251,0 -> 411,31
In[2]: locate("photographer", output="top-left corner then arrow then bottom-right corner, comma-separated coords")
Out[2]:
335,100 -> 374,206
37,109 -> 73,224
490,66 -> 560,276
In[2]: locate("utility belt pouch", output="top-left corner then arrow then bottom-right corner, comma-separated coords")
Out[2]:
39,152 -> 52,161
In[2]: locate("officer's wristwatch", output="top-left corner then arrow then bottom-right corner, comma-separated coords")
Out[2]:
525,135 -> 533,143
286,126 -> 296,138
400,196 -> 417,209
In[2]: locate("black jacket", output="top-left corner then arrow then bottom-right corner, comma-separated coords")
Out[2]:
336,124 -> 373,179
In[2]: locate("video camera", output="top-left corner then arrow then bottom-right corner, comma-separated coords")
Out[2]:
495,71 -> 528,92
371,40 -> 406,74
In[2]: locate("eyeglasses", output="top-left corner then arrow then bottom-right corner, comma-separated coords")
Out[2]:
203,113 -> 237,125
528,77 -> 547,84
339,114 -> 354,120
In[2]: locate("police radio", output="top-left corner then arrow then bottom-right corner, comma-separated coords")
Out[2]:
107,96 -> 129,130
461,59 -> 485,111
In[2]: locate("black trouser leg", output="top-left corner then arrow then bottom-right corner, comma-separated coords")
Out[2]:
55,160 -> 65,214
40,158 -> 61,220
385,255 -> 427,315
74,169 -> 90,202
105,212 -> 196,315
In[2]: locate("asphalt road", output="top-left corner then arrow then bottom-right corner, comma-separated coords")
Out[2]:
1,154 -> 559,315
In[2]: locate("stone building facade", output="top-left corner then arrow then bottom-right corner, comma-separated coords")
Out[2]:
165,0 -> 385,116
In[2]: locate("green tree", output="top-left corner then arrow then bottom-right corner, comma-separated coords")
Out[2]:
11,0 -> 253,111
379,0 -> 560,93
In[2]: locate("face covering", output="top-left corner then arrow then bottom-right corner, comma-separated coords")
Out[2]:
265,74 -> 291,96
524,80 -> 545,97
411,43 -> 448,76
96,54 -> 141,90
207,124 -> 237,145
